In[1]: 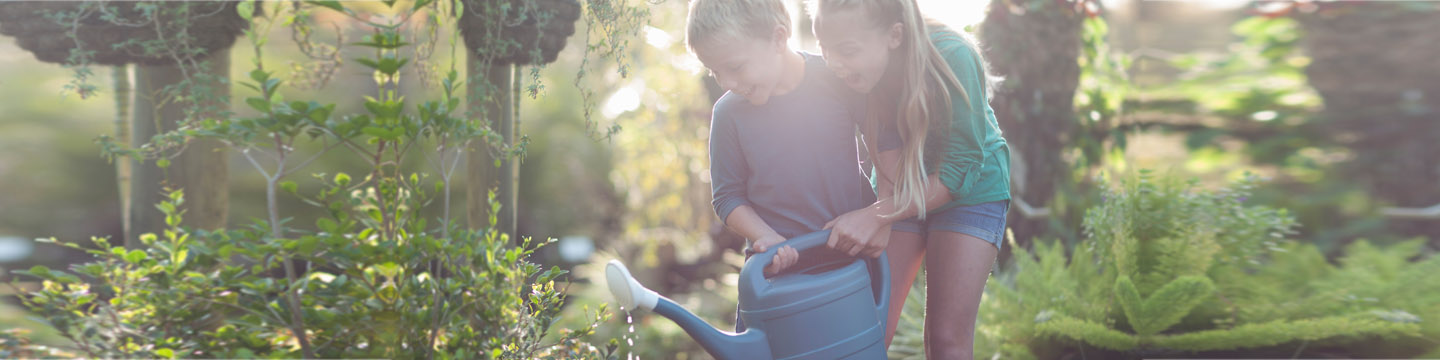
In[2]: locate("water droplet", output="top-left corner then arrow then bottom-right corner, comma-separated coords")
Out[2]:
620,308 -> 639,359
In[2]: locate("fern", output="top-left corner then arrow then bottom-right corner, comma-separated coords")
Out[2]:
1115,275 -> 1215,336
1150,314 -> 1421,351
1036,314 -> 1139,351
970,171 -> 1440,358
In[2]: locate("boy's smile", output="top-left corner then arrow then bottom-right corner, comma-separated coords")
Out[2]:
693,29 -> 805,106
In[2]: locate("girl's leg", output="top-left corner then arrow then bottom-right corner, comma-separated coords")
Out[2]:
883,228 -> 926,347
923,231 -> 997,360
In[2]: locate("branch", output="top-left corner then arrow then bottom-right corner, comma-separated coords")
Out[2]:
241,147 -> 274,179
279,139 -> 343,178
1014,196 -> 1051,219
1383,203 -> 1440,220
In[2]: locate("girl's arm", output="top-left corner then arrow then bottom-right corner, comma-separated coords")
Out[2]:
828,33 -> 994,257
827,149 -> 953,257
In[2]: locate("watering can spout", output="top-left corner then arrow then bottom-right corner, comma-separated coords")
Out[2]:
606,260 -> 772,359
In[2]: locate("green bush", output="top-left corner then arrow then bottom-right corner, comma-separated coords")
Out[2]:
972,171 -> 1435,359
11,187 -> 616,358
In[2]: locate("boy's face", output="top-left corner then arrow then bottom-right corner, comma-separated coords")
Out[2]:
814,7 -> 902,94
694,28 -> 788,105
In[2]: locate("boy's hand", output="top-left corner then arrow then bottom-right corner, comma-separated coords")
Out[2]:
750,233 -> 786,253
749,234 -> 798,276
765,246 -> 799,276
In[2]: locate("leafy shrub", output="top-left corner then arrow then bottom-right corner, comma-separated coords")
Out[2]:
971,171 -> 1434,359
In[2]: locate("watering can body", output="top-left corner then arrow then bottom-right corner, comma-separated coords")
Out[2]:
607,229 -> 890,360
736,229 -> 892,359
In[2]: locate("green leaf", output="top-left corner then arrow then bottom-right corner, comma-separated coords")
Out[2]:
249,69 -> 269,84
308,0 -> 344,12
155,348 -> 175,358
184,271 -> 208,284
280,181 -> 298,194
355,58 -> 381,71
378,57 -> 409,75
334,173 -> 351,187
22,265 -> 52,279
156,158 -> 171,169
1034,314 -> 1139,351
375,262 -> 401,278
236,0 -> 255,21
125,249 -> 148,264
298,236 -> 321,255
317,218 -> 339,233
362,126 -> 397,140
1118,275 -> 1215,335
412,0 -> 434,11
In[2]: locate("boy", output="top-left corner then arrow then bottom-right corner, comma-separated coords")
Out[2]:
687,0 -> 873,280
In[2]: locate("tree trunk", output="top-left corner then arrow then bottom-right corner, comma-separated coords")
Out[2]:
128,49 -> 230,247
979,0 -> 1085,252
465,58 -> 517,236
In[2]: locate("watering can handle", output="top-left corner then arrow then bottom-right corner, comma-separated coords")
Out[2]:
740,230 -> 891,327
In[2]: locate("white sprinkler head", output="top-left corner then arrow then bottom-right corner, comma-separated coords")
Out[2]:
606,259 -> 659,311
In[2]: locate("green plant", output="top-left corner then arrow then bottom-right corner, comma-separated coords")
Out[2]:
972,170 -> 1433,359
10,0 -> 652,357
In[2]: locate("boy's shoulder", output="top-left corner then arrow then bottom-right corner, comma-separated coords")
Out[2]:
712,90 -> 752,121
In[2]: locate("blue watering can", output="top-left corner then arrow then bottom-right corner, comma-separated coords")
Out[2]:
606,229 -> 891,360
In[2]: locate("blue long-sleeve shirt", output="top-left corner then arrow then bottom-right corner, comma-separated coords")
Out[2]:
709,52 -> 876,239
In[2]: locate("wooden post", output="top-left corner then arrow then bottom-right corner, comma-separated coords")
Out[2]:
465,57 -> 517,236
114,65 -> 133,242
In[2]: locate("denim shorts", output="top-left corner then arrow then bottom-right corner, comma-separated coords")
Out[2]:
892,200 -> 1010,250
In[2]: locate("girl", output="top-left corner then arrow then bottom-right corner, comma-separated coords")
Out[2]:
811,0 -> 1012,358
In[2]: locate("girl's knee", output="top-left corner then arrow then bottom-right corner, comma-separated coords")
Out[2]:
924,329 -> 974,360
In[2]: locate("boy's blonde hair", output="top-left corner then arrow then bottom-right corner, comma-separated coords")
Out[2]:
686,0 -> 792,51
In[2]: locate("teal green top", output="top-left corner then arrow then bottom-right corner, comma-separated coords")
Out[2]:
874,25 -> 1011,214
931,26 -> 1011,210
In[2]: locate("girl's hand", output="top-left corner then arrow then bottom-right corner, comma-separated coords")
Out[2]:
825,207 -> 890,257
863,224 -> 892,258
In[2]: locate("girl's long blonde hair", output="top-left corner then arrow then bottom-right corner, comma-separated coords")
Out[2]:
813,0 -> 969,220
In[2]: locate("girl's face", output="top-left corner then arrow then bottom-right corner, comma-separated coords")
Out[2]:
814,6 -> 902,94
693,26 -> 790,105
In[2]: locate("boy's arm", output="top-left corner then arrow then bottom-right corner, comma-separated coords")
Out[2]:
708,104 -> 784,252
723,205 -> 785,253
